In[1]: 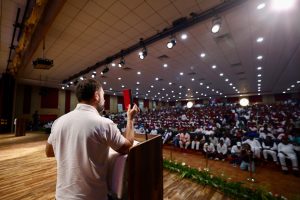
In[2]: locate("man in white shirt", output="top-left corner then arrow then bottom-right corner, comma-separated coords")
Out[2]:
45,79 -> 139,200
278,137 -> 299,174
243,136 -> 262,159
262,136 -> 278,163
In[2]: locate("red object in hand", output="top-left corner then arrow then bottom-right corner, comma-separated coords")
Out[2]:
123,89 -> 133,110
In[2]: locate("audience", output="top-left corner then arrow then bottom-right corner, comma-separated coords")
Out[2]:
108,101 -> 300,176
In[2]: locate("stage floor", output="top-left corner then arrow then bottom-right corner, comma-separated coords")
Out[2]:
0,132 -> 299,200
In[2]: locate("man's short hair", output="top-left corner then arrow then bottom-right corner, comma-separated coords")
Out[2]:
76,79 -> 102,102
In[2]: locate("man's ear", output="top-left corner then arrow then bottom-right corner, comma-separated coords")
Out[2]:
94,90 -> 100,101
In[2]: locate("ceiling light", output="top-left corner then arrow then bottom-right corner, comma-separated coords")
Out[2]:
291,85 -> 295,88
136,88 -> 139,91
256,37 -> 264,43
80,76 -> 84,80
167,38 -> 176,49
121,85 -> 125,88
200,53 -> 206,58
287,88 -> 290,91
229,83 -> 233,86
297,81 -> 300,84
100,72 -> 104,75
200,82 -> 203,85
91,74 -> 95,78
61,86 -> 65,90
257,3 -> 266,10
191,78 -> 195,81
151,85 -> 154,88
118,77 -> 122,80
239,98 -> 249,107
283,91 -> 286,93
212,65 -> 217,69
233,86 -> 236,89
181,33 -> 187,40
137,71 -> 141,75
162,88 -> 165,91
118,56 -> 125,67
113,93 -> 116,95
258,79 -> 262,82
155,77 -> 159,81
180,72 -> 184,75
257,66 -> 262,70
271,0 -> 296,11
171,90 -> 174,93
148,90 -> 151,93
258,87 -> 261,90
225,78 -> 229,82
187,88 -> 190,91
136,92 -> 139,94
196,91 -> 199,94
219,73 -> 224,76
103,81 -> 107,85
257,74 -> 262,77
211,17 -> 221,33
109,88 -> 112,91
258,93 -> 261,95
212,89 -> 215,91
138,47 -> 147,60
258,83 -> 261,86
111,63 -> 116,67
257,55 -> 263,60
206,86 -> 209,89
179,85 -> 183,88
136,81 -> 140,85
163,64 -> 168,68
169,82 -> 172,85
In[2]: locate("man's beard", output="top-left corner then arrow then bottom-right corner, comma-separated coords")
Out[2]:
96,104 -> 104,114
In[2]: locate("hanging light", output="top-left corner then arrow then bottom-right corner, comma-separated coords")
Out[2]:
211,17 -> 221,33
167,38 -> 176,49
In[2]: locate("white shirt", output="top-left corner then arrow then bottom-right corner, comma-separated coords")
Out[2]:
48,104 -> 126,200
217,143 -> 228,155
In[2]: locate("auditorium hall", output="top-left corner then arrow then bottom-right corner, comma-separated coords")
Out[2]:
1,0 -> 300,199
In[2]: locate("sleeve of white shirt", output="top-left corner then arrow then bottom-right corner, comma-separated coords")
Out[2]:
106,121 -> 126,151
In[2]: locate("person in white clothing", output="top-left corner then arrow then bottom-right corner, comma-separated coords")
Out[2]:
203,138 -> 215,159
262,136 -> 278,163
216,139 -> 228,161
278,137 -> 299,174
179,132 -> 191,149
243,136 -> 262,159
191,135 -> 200,150
45,79 -> 139,200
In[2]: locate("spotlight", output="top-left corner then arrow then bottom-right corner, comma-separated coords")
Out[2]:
167,38 -> 176,49
118,56 -> 125,67
102,66 -> 109,74
138,47 -> 147,60
211,17 -> 221,33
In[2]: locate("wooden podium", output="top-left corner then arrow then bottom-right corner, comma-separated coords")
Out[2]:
108,135 -> 163,200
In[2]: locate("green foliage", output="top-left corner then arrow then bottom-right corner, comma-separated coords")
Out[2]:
163,159 -> 284,200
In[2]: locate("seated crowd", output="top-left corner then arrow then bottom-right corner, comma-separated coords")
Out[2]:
109,102 -> 300,176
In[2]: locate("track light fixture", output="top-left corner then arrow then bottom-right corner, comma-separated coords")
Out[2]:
138,47 -> 147,60
118,56 -> 125,67
138,38 -> 147,60
211,17 -> 221,33
167,38 -> 176,49
102,65 -> 109,73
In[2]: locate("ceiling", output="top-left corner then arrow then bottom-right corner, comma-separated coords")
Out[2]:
1,0 -> 300,101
